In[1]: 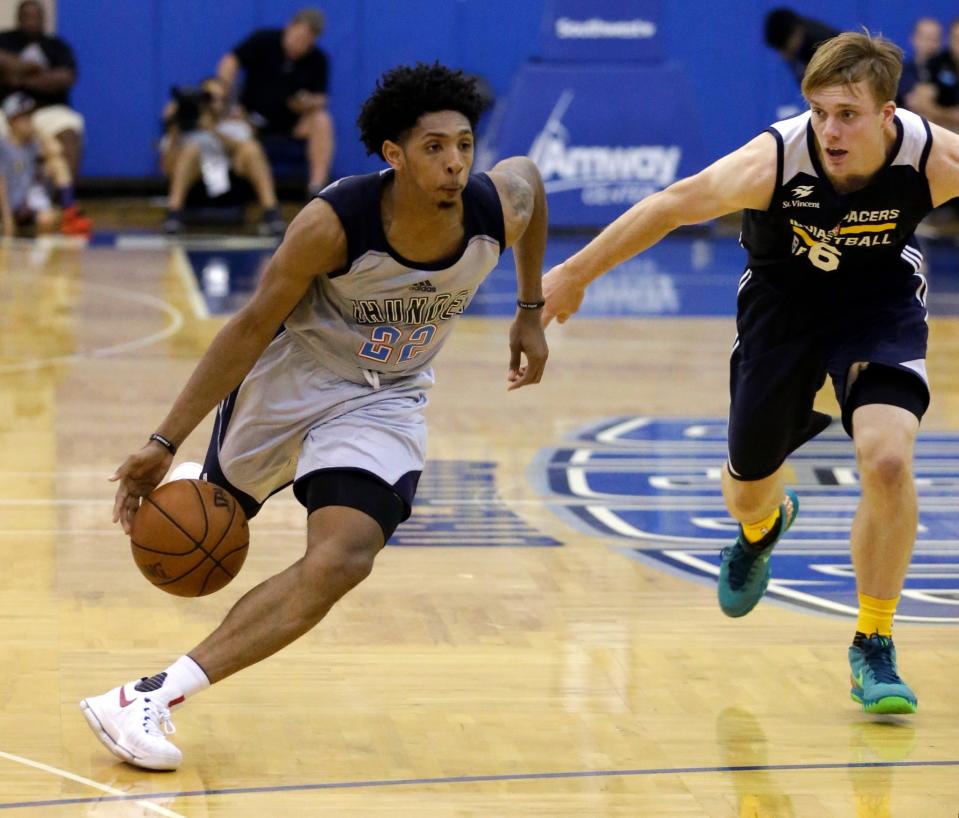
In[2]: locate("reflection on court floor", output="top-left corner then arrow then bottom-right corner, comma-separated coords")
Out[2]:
176,231 -> 959,318
396,460 -> 561,547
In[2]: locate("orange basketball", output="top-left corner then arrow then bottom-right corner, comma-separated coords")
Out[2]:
130,479 -> 249,597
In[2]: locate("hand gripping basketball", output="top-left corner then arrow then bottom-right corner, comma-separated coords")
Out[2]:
130,480 -> 249,597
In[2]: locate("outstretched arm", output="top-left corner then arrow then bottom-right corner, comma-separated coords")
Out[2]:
489,156 -> 549,390
111,199 -> 347,531
542,132 -> 778,325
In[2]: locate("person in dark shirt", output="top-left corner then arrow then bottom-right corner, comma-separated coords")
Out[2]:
763,7 -> 840,85
0,0 -> 84,177
217,7 -> 334,195
897,17 -> 942,108
544,32 -> 956,718
908,17 -> 959,132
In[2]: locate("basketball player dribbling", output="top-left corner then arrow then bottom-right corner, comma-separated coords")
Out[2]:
80,63 -> 549,770
543,32 -> 959,715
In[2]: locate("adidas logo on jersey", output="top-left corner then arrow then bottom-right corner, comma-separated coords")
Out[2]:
410,279 -> 436,293
792,185 -> 815,198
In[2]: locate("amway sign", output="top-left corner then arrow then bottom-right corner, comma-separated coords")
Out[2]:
529,91 -> 681,207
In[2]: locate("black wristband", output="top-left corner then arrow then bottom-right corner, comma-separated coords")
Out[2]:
517,299 -> 545,310
149,433 -> 177,455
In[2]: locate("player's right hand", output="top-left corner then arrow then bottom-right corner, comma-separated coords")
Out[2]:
541,262 -> 586,327
110,442 -> 174,535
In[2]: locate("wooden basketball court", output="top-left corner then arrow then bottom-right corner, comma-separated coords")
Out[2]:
0,235 -> 957,816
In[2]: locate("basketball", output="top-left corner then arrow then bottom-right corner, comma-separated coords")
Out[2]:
130,479 -> 249,597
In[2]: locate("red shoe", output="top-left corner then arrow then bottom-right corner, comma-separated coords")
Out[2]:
61,205 -> 93,235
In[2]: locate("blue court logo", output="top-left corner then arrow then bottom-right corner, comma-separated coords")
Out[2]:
536,417 -> 959,623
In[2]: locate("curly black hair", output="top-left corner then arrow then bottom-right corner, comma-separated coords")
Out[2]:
357,62 -> 488,159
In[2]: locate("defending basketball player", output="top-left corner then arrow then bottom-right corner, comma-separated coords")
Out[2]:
543,32 -> 959,715
80,63 -> 549,770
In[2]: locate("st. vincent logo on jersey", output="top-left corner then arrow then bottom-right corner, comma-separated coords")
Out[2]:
533,416 -> 959,623
783,184 -> 820,209
529,90 -> 682,207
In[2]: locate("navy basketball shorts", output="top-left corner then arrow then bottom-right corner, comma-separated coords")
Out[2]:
727,271 -> 929,482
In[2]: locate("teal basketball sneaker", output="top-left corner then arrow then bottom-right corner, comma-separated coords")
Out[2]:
717,488 -> 799,617
849,633 -> 918,714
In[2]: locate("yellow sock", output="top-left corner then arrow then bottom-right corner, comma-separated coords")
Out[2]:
856,593 -> 899,637
741,508 -> 781,544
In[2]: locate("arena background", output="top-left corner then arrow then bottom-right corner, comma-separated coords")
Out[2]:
14,0 -> 958,184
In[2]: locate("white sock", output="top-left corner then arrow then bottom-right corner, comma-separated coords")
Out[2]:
136,655 -> 211,710
167,461 -> 203,482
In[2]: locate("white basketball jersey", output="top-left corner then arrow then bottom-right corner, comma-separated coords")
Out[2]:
284,169 -> 505,384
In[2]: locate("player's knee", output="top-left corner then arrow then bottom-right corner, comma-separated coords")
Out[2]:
856,432 -> 912,488
302,537 -> 377,594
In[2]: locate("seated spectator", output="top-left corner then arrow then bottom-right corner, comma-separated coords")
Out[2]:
898,17 -> 942,107
0,0 -> 84,178
160,77 -> 285,236
764,7 -> 840,85
0,92 -> 90,235
217,7 -> 334,196
907,17 -> 959,132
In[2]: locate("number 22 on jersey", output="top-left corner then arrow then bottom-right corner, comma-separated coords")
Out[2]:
358,324 -> 437,365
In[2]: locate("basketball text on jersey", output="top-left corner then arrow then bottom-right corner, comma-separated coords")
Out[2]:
789,207 -> 905,270
742,108 -> 931,280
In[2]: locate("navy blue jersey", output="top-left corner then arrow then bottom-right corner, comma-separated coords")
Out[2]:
740,109 -> 932,295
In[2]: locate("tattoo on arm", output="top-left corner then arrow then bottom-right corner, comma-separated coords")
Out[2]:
505,169 -> 534,222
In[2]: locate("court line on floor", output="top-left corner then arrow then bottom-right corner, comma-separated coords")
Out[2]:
0,280 -> 183,374
1,758 -> 957,811
170,243 -> 209,320
0,750 -> 185,817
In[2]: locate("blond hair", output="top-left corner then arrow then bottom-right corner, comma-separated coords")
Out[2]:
801,31 -> 903,107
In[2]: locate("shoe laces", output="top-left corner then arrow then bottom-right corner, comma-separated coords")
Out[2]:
141,697 -> 177,738
722,540 -> 764,590
861,634 -> 902,684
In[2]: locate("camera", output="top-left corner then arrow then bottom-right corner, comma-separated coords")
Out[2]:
169,85 -> 213,132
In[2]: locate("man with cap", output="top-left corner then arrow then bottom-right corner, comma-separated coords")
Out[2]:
0,91 -> 90,234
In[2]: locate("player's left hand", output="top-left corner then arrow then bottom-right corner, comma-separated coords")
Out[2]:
507,308 -> 549,390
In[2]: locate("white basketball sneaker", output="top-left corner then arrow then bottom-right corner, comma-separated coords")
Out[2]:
167,461 -> 203,482
80,681 -> 183,771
